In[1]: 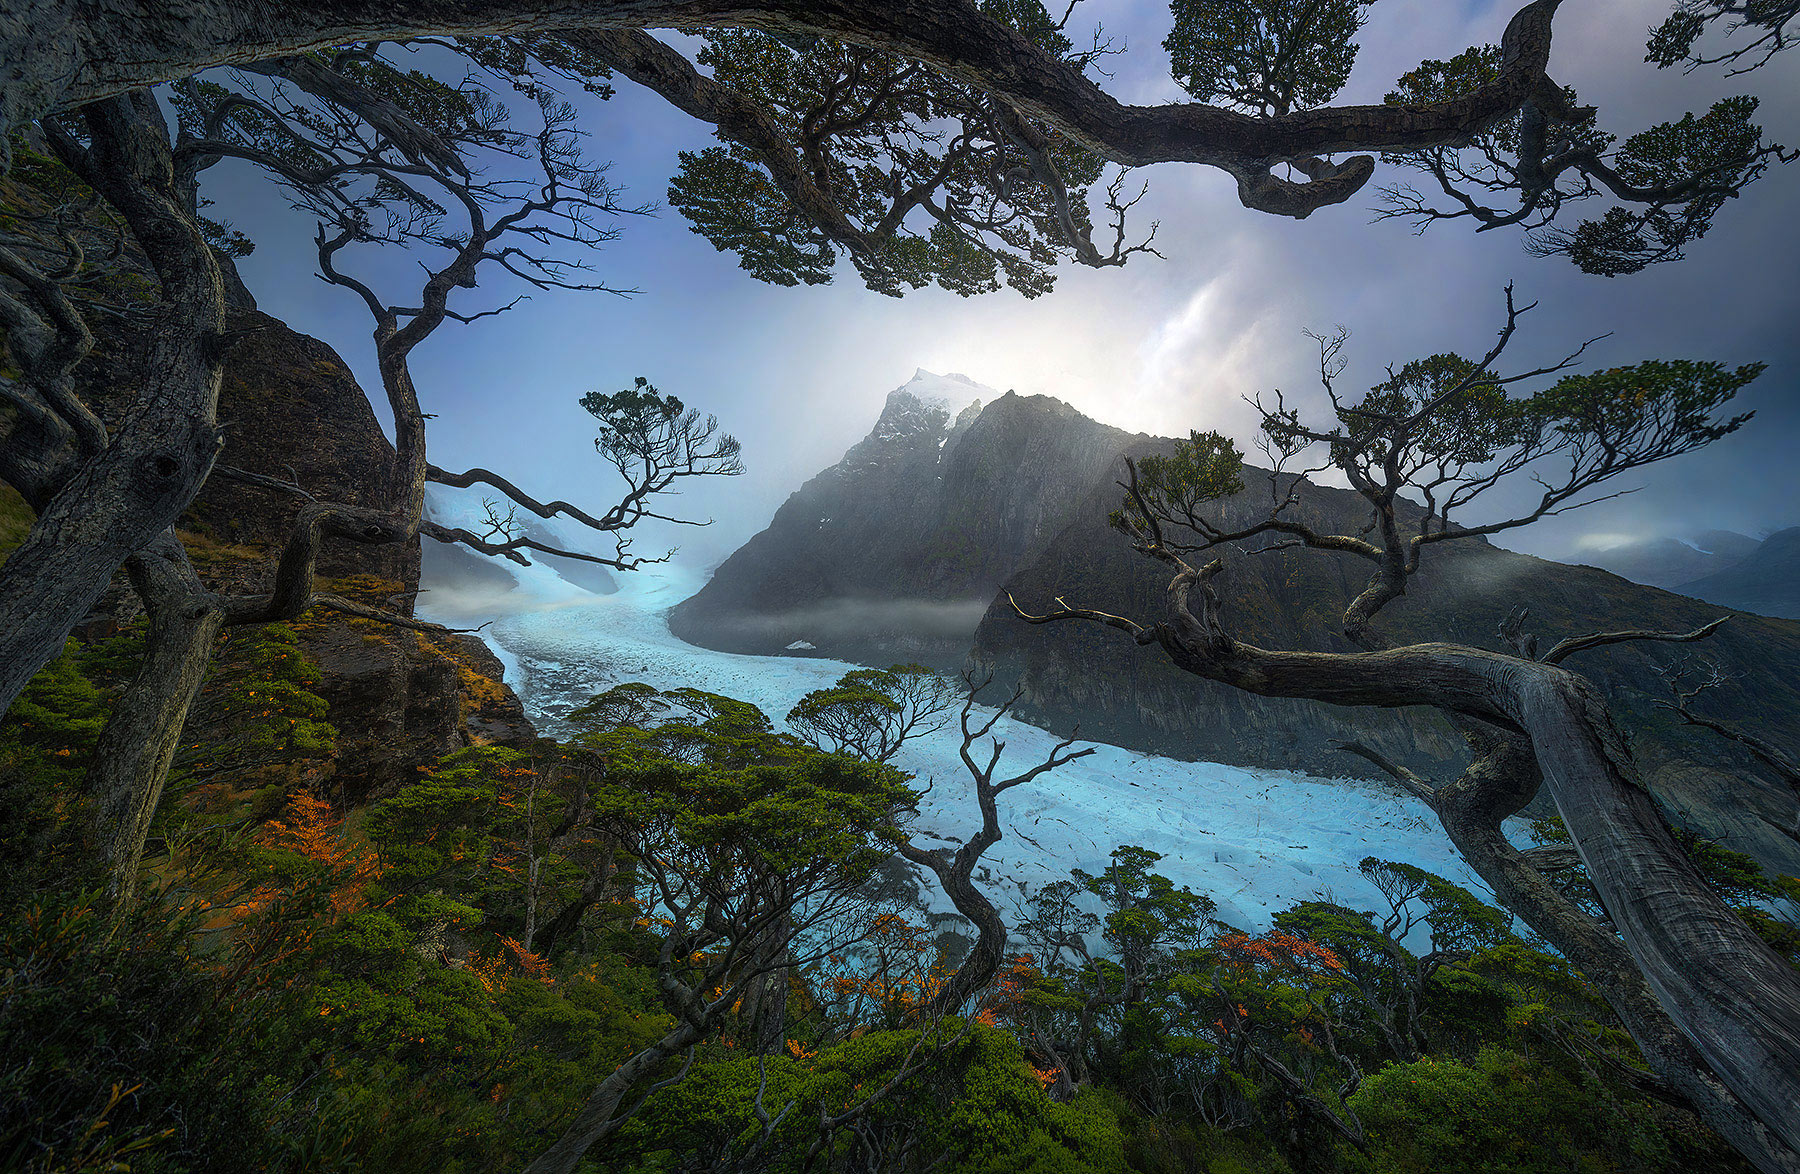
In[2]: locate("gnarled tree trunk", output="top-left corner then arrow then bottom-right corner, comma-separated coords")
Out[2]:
1341,733 -> 1800,1174
0,93 -> 226,717
3,0 -> 1564,224
83,532 -> 227,904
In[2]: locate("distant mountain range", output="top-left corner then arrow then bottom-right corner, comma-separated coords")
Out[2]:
672,373 -> 1800,877
1571,529 -> 1799,619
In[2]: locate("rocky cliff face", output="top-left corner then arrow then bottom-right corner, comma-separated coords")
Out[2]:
66,311 -> 538,800
193,315 -> 536,798
678,386 -> 1800,876
669,371 -> 1141,665
188,311 -> 422,588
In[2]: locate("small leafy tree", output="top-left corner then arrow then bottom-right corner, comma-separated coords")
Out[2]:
1013,846 -> 1216,1096
520,687 -> 918,1174
1275,860 -> 1511,1064
786,664 -> 959,763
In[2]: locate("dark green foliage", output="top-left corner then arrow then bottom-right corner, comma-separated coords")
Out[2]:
671,142 -> 839,289
1526,354 -> 1764,451
365,745 -> 528,892
189,624 -> 336,782
1110,431 -> 1245,542
566,680 -> 663,733
1165,0 -> 1376,115
1356,857 -> 1511,953
139,623 -> 340,890
0,896 -> 301,1174
619,1023 -> 1129,1173
310,905 -> 512,1062
1384,47 -> 1608,163
1559,97 -> 1772,274
1646,0 -> 1799,72
0,640 -> 1767,1172
1351,354 -> 1515,464
1078,845 -> 1216,976
666,11 -> 1111,299
592,737 -> 915,884
0,636 -> 135,896
786,663 -> 958,763
1345,1049 -> 1687,1173
0,639 -> 107,789
1381,40 -> 1783,273
1122,346 -> 1760,565
575,376 -> 745,518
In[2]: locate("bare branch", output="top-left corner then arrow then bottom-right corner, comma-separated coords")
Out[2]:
1541,616 -> 1730,665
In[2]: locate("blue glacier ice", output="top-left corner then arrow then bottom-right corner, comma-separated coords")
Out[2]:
418,487 -> 1512,935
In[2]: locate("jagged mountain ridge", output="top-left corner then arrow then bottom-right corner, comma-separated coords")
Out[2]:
668,370 -> 1144,664
676,381 -> 1800,876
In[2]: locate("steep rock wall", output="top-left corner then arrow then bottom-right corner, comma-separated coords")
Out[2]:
73,311 -> 537,800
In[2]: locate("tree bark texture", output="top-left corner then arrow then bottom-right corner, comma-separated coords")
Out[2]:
1406,739 -> 1800,1174
83,532 -> 227,905
0,93 -> 226,717
899,839 -> 1008,1017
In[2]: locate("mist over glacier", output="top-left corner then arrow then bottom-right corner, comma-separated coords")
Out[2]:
417,486 -> 1510,936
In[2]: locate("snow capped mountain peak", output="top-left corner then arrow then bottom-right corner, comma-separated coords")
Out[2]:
900,368 -> 1000,410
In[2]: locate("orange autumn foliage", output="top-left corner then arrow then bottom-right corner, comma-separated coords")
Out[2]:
260,790 -> 379,917
501,936 -> 552,984
1215,930 -> 1343,976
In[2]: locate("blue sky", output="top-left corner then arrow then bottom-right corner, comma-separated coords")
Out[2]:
201,0 -> 1800,569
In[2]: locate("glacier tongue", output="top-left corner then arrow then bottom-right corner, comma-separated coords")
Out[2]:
419,552 -> 1504,934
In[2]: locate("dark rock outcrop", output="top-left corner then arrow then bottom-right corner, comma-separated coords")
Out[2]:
170,314 -> 536,795
189,310 -> 421,590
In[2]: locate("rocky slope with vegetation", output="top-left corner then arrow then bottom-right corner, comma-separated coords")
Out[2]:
2,323 -> 1789,1174
3,308 -> 535,804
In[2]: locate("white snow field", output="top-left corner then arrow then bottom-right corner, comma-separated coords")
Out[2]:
417,494 -> 1504,933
